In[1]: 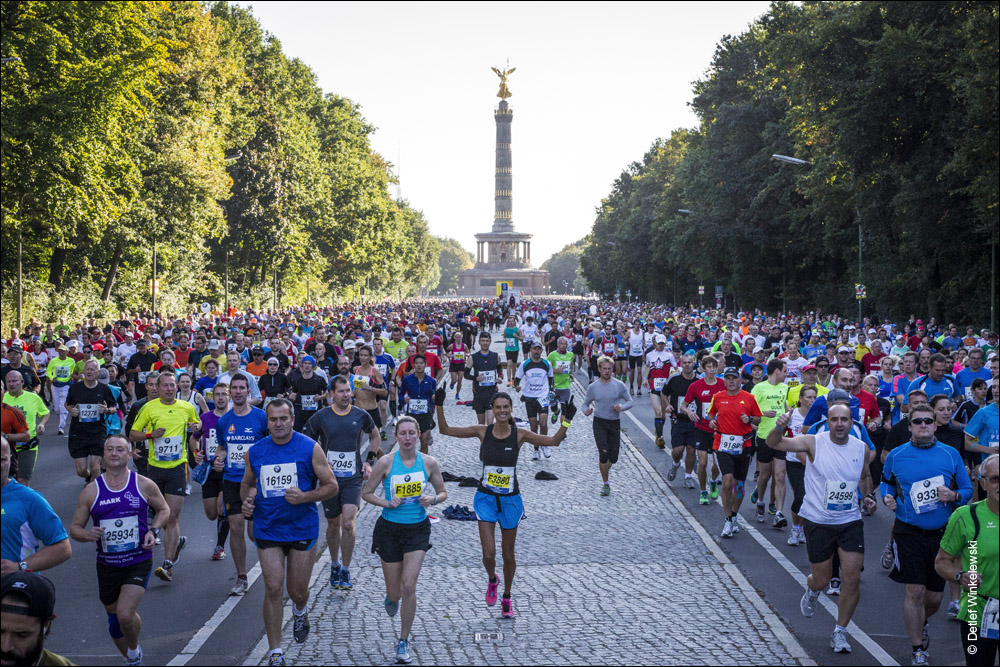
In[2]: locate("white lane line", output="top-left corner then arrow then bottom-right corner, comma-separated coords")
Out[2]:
166,562 -> 263,666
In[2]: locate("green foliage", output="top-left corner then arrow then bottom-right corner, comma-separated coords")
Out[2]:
540,239 -> 587,293
581,1 -> 999,323
433,237 -> 474,295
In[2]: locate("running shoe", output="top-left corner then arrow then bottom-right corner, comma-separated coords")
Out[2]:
787,528 -> 802,546
629,387 -> 634,396
947,599 -> 960,620
230,577 -> 249,596
212,546 -> 226,561
699,491 -> 711,505
449,381 -> 455,390
542,447 -> 551,459
339,568 -> 353,591
800,589 -> 819,617
881,540 -> 894,570
636,389 -> 642,396
709,480 -> 719,500
57,428 -> 64,436
293,612 -> 310,643
185,484 -> 192,496
750,488 -> 759,505
600,483 -> 610,496
485,577 -> 499,607
500,597 -> 514,618
123,648 -> 144,666
731,517 -> 740,534
267,652 -> 286,667
551,412 -> 558,424
455,392 -> 460,400
154,563 -> 173,582
385,596 -> 399,617
721,520 -> 734,538
396,639 -> 412,664
826,577 -> 841,596
921,621 -> 929,650
684,476 -> 696,489
768,503 -> 777,515
911,649 -> 929,666
532,448 -> 540,461
656,436 -> 666,450
756,504 -> 765,523
330,563 -> 341,589
173,536 -> 187,565
667,462 -> 680,481
380,430 -> 388,441
830,628 -> 852,653
773,512 -> 787,529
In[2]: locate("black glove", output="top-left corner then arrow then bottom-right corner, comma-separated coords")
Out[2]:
561,396 -> 577,423
433,387 -> 446,406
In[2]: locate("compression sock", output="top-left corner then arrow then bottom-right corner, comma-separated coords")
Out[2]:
389,400 -> 398,418
216,517 -> 230,548
654,418 -> 664,437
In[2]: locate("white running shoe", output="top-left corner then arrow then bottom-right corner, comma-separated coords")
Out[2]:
800,589 -> 819,617
230,578 -> 249,596
541,447 -> 551,459
721,520 -> 734,538
830,628 -> 852,653
532,448 -> 540,461
826,577 -> 841,596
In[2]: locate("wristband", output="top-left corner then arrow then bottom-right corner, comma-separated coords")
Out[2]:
366,451 -> 377,464
561,420 -> 572,429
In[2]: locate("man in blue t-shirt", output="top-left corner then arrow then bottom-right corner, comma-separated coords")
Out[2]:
964,378 -> 998,469
955,348 -> 991,402
903,354 -> 960,406
214,375 -> 269,596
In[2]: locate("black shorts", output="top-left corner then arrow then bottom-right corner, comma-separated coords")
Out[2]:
222,480 -> 245,517
255,537 -> 315,554
505,350 -> 520,363
365,408 -> 383,429
15,448 -> 38,481
803,519 -> 865,564
593,417 -> 621,464
323,476 -> 363,519
716,447 -> 752,481
147,464 -> 187,497
889,520 -> 946,592
202,469 -> 225,500
628,356 -> 643,369
473,391 -> 496,415
97,559 -> 152,606
755,435 -> 786,462
371,516 -> 432,563
670,422 -> 697,449
694,429 -> 715,452
449,362 -> 466,374
524,397 -> 549,419
69,435 -> 104,459
409,413 -> 435,435
786,460 -> 806,514
572,343 -> 584,355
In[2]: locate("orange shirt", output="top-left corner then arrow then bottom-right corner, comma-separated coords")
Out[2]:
708,389 -> 761,450
245,360 -> 268,377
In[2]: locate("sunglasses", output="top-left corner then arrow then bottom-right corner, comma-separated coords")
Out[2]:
909,417 -> 935,426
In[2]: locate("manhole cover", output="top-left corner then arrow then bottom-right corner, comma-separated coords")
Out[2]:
474,632 -> 503,642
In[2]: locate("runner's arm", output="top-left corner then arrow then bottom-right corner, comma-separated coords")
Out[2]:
434,389 -> 484,439
297,443 -> 339,504
361,455 -> 393,508
420,455 -> 448,508
765,410 -> 816,458
69,484 -> 100,542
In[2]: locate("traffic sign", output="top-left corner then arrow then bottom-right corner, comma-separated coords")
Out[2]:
698,286 -> 705,295
201,303 -> 211,314
715,285 -> 724,298
855,284 -> 867,300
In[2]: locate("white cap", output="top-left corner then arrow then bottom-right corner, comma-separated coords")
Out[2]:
654,334 -> 667,344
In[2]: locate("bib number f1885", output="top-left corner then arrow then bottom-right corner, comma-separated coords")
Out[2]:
391,471 -> 426,504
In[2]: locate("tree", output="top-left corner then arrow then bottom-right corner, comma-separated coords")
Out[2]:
433,238 -> 473,295
541,239 -> 587,293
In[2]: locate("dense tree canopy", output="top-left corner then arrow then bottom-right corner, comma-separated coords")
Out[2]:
1,0 -> 440,322
432,237 -> 474,296
540,239 -> 588,294
581,1 -> 998,324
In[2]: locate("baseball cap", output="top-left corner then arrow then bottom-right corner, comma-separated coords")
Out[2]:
1,572 -> 56,620
654,334 -> 667,344
343,339 -> 356,349
827,389 -> 851,404
722,366 -> 740,378
207,339 -> 220,350
57,344 -> 68,352
753,346 -> 765,354
136,338 -> 147,345
837,345 -> 852,353
802,364 -> 817,372
530,340 -> 544,349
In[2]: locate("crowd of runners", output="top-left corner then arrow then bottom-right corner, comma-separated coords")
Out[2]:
1,297 -> 997,667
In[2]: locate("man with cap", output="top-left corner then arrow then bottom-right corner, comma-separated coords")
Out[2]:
787,363 -> 829,409
1,344 -> 41,396
742,346 -> 769,381
803,332 -> 826,360
2,373 -> 49,487
44,345 -> 75,435
0,571 -> 72,666
198,339 -> 228,377
644,334 -> 676,449
125,339 -> 157,403
831,345 -> 857,376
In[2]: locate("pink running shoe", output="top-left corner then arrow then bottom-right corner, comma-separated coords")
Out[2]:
212,546 -> 226,561
485,577 -> 499,607
501,596 -> 514,618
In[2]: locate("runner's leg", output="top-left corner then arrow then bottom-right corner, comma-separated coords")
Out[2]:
400,549 -> 427,640
500,526 -> 518,597
258,546 -> 286,651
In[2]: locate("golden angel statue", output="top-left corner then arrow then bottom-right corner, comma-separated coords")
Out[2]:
492,66 -> 515,99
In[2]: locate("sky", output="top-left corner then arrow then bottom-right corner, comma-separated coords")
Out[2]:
239,1 -> 771,265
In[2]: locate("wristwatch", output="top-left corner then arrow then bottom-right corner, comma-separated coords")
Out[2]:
954,570 -> 964,582
18,561 -> 29,572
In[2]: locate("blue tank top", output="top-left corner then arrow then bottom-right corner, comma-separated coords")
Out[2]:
381,451 -> 429,524
248,432 -> 319,542
90,471 -> 150,567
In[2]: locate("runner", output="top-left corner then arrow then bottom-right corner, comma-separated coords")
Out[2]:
750,359 -> 790,529
129,372 -> 199,582
681,355 -> 725,504
372,337 -> 397,439
213,375 -> 269,596
289,356 -> 327,432
880,403 -> 973,666
582,356 -> 633,495
45,344 -> 75,435
546,336 -> 574,426
663,353 -> 698,486
514,341 -> 555,461
191,383 -> 231,561
786,385 -> 818,546
768,404 -> 878,654
502,317 -> 521,387
350,346 -> 388,440
470,331 -> 503,426
241,398 -> 338,667
69,434 -> 169,667
302,375 -> 379,591
1,371 -> 49,487
626,320 -> 647,396
361,416 -> 447,664
645,334 -> 676,450
434,389 -> 575,619
66,359 -> 118,483
446,330 -> 468,400
708,367 -> 763,537
398,355 -> 438,454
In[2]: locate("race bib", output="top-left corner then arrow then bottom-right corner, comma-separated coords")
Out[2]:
228,443 -> 247,469
264,396 -> 276,407
79,403 -> 100,423
908,475 -> 945,514
328,450 -> 357,478
653,377 -> 667,391
506,337 -> 517,348
153,435 -> 183,462
718,433 -> 744,454
101,516 -> 139,553
228,344 -> 237,352
483,466 -> 513,494
375,363 -> 388,377
556,361 -> 571,374
603,342 -> 615,354
203,387 -> 214,400
701,402 -> 712,419
825,480 -> 856,511
137,371 -> 149,384
452,351 -> 465,362
204,429 -> 218,460
301,394 -> 318,411
965,386 -> 974,400
408,399 -> 428,415
858,408 -> 866,421
538,394 -> 550,408
391,471 -> 426,504
260,463 -> 298,498
55,366 -> 71,380
981,597 -> 999,640
479,370 -> 497,387
574,334 -> 583,343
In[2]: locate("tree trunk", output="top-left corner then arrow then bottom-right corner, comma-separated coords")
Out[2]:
48,248 -> 66,288
101,245 -> 124,302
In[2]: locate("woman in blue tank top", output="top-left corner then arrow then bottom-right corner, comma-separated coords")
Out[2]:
362,416 -> 446,665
